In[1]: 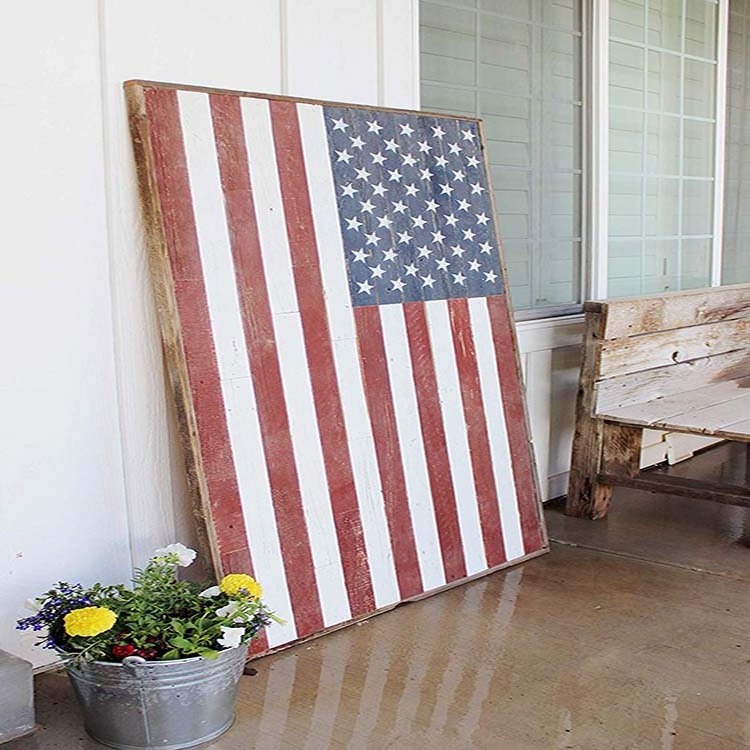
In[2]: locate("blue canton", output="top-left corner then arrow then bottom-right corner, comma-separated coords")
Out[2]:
324,106 -> 504,308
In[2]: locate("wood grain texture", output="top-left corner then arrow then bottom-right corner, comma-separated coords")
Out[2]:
588,282 -> 750,339
569,283 -> 750,520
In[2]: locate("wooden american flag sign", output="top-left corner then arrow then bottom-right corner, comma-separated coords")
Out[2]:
126,81 -> 548,654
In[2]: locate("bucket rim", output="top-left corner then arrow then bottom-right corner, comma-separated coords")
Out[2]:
66,646 -> 245,671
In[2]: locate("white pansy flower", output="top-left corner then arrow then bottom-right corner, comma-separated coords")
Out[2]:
153,542 -> 197,567
24,598 -> 42,613
215,602 -> 241,619
199,586 -> 221,598
217,626 -> 246,649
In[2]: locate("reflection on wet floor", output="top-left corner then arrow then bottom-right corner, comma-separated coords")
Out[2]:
10,444 -> 750,750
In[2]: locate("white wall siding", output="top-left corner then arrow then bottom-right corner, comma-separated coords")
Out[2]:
1,0 -> 420,668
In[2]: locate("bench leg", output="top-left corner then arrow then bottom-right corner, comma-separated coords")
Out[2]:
567,422 -> 642,520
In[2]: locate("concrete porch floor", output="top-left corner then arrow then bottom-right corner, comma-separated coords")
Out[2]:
7,444 -> 750,750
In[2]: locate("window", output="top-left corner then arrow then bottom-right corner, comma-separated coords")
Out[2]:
608,0 -> 719,296
421,0 -> 731,316
420,0 -> 584,315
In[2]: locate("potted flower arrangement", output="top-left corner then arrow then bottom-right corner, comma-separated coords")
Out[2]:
17,543 -> 280,750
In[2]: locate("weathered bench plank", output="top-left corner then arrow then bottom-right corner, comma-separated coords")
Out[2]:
592,283 -> 750,339
566,283 -> 750,520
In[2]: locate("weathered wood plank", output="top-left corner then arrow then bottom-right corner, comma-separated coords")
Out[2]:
598,376 -> 750,428
595,348 -> 750,412
566,310 -> 615,520
599,423 -> 642,479
597,472 -> 750,507
597,318 -> 750,379
589,283 -> 750,339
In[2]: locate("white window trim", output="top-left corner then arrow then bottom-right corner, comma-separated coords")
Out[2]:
711,0 -> 729,285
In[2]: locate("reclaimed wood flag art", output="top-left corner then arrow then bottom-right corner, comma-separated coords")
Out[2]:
126,81 -> 548,654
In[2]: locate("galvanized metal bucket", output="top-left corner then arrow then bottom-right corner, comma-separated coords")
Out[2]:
66,647 -> 247,750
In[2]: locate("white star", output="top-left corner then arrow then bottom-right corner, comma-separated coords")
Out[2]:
341,183 -> 358,198
401,153 -> 418,167
377,215 -> 394,229
357,279 -> 374,295
448,142 -> 462,155
397,230 -> 413,244
425,199 -> 439,212
451,244 -> 466,257
355,166 -> 371,181
463,228 -> 476,241
336,149 -> 354,164
484,270 -> 498,283
476,213 -> 489,225
352,248 -> 369,263
404,263 -> 419,277
467,155 -> 480,168
372,152 -> 387,165
440,183 -> 455,196
331,117 -> 349,132
392,201 -> 408,214
462,128 -> 477,143
471,182 -> 486,195
421,274 -> 436,288
469,259 -> 481,272
479,241 -> 493,254
367,120 -> 383,134
457,198 -> 471,212
399,123 -> 415,137
452,271 -> 467,285
431,230 -> 445,244
350,135 -> 365,150
365,231 -> 380,246
359,199 -> 375,214
431,125 -> 445,139
444,213 -> 459,227
419,168 -> 433,181
370,264 -> 386,279
405,183 -> 419,197
452,169 -> 465,182
417,140 -> 433,154
392,278 -> 406,292
435,155 -> 449,168
388,169 -> 403,183
412,215 -> 427,229
383,248 -> 398,262
417,245 -> 432,258
346,216 -> 363,231
384,139 -> 399,153
436,258 -> 450,272
372,182 -> 387,197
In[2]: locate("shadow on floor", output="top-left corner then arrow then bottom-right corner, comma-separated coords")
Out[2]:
9,444 -> 750,750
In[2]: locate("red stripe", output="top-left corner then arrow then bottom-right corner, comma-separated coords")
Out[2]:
206,93 -> 325,639
486,296 -> 545,552
447,298 -> 507,568
268,100 -> 377,617
402,302 -> 467,583
144,87 -> 268,651
354,305 -> 424,599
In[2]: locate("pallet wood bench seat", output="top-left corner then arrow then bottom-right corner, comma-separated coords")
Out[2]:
566,283 -> 750,520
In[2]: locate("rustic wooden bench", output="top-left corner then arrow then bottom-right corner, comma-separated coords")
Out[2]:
566,283 -> 750,520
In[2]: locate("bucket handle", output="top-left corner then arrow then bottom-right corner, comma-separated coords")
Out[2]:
121,655 -> 147,674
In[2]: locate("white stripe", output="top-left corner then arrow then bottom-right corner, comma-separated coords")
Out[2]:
379,304 -> 445,591
176,91 -> 295,646
469,297 -> 525,560
424,300 -> 486,575
240,97 -> 351,628
296,102 -> 400,609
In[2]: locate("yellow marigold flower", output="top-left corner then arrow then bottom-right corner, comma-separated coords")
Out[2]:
220,573 -> 262,599
63,606 -> 117,637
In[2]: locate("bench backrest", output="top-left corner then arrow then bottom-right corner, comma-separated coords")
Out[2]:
585,284 -> 750,413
